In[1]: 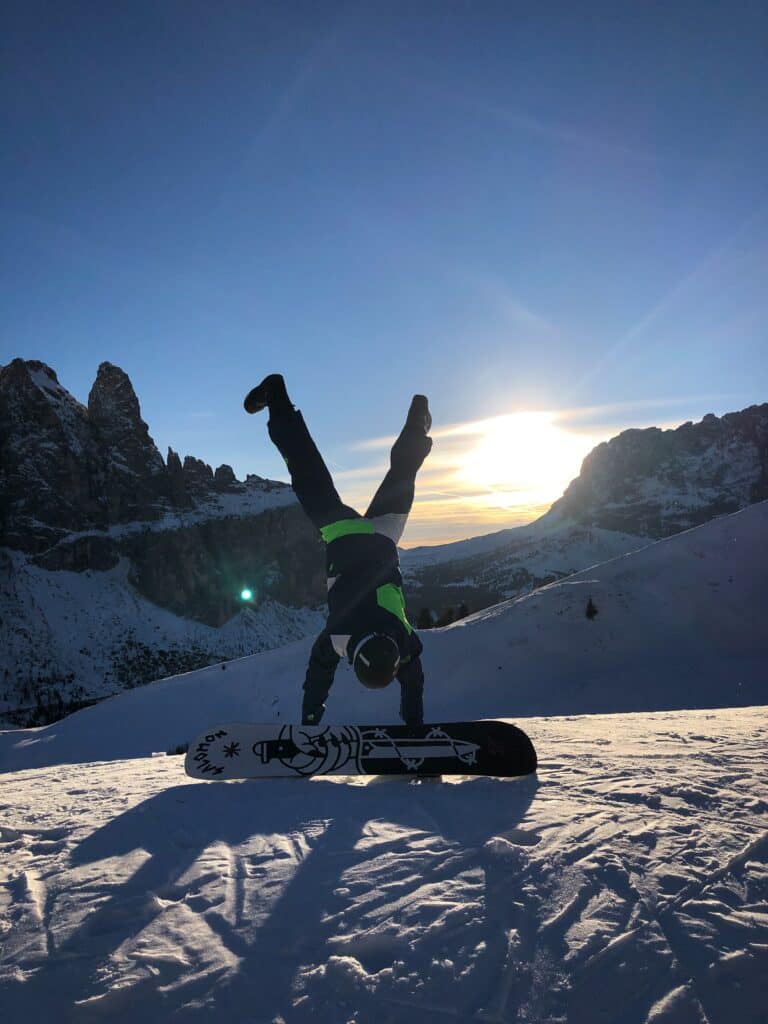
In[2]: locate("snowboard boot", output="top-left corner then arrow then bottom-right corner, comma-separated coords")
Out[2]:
243,374 -> 293,416
405,394 -> 432,435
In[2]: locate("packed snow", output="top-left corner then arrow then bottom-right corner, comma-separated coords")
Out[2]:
1,504 -> 766,1021
1,708 -> 765,1023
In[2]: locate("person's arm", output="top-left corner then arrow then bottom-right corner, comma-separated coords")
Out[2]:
397,632 -> 425,727
302,631 -> 340,724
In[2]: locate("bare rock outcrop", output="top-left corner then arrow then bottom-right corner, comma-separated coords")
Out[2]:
550,404 -> 768,536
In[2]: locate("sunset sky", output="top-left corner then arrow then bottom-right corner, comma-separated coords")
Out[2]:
3,2 -> 766,545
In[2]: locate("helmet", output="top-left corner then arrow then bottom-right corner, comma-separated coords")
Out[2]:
351,633 -> 400,689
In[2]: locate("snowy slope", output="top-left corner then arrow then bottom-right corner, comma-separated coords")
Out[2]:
1,707 -> 766,1023
402,510 -> 649,577
0,548 -> 324,720
1,503 -> 767,1021
1,501 -> 765,772
401,512 -> 650,607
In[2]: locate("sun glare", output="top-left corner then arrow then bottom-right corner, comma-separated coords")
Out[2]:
458,412 -> 595,509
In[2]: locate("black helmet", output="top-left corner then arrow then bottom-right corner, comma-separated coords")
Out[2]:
351,633 -> 400,689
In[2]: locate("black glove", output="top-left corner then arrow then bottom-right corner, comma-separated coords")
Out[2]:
397,655 -> 424,727
302,702 -> 326,726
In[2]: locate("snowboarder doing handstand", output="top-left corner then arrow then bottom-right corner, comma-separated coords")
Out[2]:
244,374 -> 432,727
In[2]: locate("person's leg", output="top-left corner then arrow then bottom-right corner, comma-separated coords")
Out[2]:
365,396 -> 432,537
245,375 -> 358,529
268,410 -> 360,529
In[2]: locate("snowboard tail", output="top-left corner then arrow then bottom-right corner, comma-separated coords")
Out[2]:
184,721 -> 537,780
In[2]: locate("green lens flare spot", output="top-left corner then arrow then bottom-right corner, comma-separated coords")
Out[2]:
240,588 -> 254,601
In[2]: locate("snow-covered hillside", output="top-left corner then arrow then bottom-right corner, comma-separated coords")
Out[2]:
1,502 -> 766,1021
0,547 -> 324,724
1,501 -> 764,772
1,708 -> 765,1022
400,511 -> 649,610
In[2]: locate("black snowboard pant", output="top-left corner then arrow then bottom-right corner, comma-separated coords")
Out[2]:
266,407 -> 431,529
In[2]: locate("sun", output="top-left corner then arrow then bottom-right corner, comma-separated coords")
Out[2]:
457,412 -> 595,508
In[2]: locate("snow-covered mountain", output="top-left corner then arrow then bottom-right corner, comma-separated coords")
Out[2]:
1,503 -> 765,1023
2,356 -> 766,726
0,359 -> 326,723
402,403 -> 768,614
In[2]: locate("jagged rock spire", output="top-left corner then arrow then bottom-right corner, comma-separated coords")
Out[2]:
0,358 -> 267,554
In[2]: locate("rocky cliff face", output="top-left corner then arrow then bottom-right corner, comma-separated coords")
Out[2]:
550,405 -> 768,536
0,358 -> 327,723
402,405 -> 768,617
0,358 -> 281,556
0,358 -> 325,628
0,360 -> 98,550
86,362 -> 170,523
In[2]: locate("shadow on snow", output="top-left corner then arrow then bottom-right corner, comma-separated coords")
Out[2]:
6,773 -> 540,1023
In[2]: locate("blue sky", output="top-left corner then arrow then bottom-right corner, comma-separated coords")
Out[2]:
2,1 -> 766,543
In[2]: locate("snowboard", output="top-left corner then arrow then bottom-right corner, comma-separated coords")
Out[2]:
184,720 -> 537,781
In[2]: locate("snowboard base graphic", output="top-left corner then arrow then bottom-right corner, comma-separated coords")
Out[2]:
184,721 -> 537,780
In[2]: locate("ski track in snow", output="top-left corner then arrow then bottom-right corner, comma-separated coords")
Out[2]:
1,707 -> 766,1024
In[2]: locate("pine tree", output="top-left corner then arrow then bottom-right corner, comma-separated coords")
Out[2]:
436,607 -> 455,628
416,608 -> 434,630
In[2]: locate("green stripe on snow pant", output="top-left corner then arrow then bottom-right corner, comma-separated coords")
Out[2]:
376,583 -> 413,634
319,518 -> 374,543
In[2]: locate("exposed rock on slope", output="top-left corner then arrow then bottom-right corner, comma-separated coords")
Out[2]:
551,405 -> 768,536
0,360 -> 97,550
0,358 -> 297,554
0,359 -> 325,720
403,405 -> 768,614
0,357 -> 325,623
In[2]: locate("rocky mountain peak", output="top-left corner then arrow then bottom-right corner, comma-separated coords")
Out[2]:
213,464 -> 238,492
88,362 -> 143,433
0,359 -> 95,550
550,404 -> 768,536
1,358 -> 88,430
182,456 -> 215,496
86,362 -> 169,522
1,358 -> 294,553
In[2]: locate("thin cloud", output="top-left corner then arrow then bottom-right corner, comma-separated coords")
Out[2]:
553,395 -> 741,422
571,203 -> 768,397
477,101 -> 664,164
466,270 -> 563,341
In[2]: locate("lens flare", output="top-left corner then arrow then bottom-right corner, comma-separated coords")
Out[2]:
240,588 -> 254,601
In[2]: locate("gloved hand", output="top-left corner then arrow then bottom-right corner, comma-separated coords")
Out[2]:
302,702 -> 326,726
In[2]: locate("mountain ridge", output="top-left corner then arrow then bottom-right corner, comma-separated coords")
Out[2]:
1,357 -> 765,724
